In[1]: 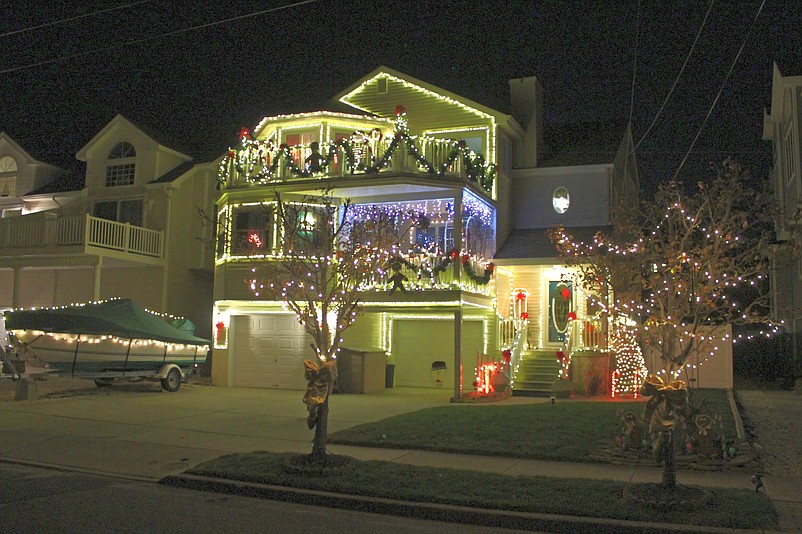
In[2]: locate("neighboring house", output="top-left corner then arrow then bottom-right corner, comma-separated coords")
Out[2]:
764,63 -> 802,360
211,67 -> 639,398
0,115 -> 218,339
0,132 -> 65,215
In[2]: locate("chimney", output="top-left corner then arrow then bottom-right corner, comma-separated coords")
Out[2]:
509,76 -> 544,169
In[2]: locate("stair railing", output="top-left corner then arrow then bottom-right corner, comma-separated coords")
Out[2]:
508,319 -> 528,388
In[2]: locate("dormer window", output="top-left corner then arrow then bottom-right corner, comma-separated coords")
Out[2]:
106,142 -> 136,186
0,156 -> 17,197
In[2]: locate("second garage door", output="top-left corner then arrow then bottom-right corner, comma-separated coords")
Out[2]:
231,314 -> 310,389
392,319 -> 484,389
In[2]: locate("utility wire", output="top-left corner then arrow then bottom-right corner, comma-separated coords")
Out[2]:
634,0 -> 715,151
1,1 -> 155,38
1,0 -> 318,74
623,0 -> 641,191
670,0 -> 766,181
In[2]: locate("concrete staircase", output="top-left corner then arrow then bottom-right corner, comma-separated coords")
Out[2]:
511,349 -> 562,397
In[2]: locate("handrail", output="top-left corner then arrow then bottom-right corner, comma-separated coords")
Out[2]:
507,319 -> 528,387
0,214 -> 163,258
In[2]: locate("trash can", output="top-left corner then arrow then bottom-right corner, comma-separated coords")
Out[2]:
385,363 -> 395,388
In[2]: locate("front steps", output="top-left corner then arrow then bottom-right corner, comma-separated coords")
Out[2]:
511,349 -> 563,397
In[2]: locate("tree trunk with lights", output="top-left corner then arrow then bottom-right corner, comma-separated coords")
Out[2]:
247,190 -> 408,460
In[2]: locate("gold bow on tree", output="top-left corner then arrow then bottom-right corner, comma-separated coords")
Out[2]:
303,359 -> 337,428
640,374 -> 688,433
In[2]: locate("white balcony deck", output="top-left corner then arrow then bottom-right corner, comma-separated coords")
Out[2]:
0,214 -> 164,261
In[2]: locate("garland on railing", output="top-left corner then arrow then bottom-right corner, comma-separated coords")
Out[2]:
460,253 -> 494,285
220,111 -> 496,193
388,249 -> 493,286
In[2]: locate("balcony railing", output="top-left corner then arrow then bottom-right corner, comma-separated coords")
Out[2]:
0,214 -> 163,259
220,136 -> 496,198
358,253 -> 494,297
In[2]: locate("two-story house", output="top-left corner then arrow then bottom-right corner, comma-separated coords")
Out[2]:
211,67 -> 638,399
764,63 -> 802,360
0,115 -> 218,339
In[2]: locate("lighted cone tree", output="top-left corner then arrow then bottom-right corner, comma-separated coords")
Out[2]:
550,159 -> 786,487
246,189 -> 402,459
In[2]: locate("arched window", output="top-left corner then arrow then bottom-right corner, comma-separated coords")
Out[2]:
106,142 -> 136,186
0,156 -> 18,197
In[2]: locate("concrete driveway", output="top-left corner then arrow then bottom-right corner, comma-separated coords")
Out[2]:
0,379 -> 453,480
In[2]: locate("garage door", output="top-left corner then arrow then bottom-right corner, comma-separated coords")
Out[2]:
392,319 -> 484,388
231,314 -> 310,389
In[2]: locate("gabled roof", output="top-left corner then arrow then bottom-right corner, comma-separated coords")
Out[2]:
0,132 -> 63,172
538,121 -> 627,168
25,164 -> 86,195
76,114 -> 191,163
495,226 -> 612,261
150,160 -> 196,184
334,66 -> 522,137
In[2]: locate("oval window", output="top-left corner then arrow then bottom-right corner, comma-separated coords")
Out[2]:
552,187 -> 570,214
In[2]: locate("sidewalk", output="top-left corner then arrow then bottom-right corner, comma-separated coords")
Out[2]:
1,379 -> 800,532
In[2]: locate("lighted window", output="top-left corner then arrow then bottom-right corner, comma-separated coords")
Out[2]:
106,142 -> 136,186
285,205 -> 326,255
232,205 -> 273,255
0,156 -> 17,197
552,186 -> 570,214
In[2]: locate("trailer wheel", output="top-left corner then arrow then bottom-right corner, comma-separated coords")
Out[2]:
160,368 -> 182,392
94,378 -> 114,388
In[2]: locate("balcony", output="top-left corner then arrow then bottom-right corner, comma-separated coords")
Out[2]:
0,214 -> 164,262
220,136 -> 496,200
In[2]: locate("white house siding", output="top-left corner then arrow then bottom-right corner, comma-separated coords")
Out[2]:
0,270 -> 11,306
644,325 -> 733,389
162,172 -> 215,338
230,313 -> 309,389
512,166 -> 611,229
99,266 -> 163,312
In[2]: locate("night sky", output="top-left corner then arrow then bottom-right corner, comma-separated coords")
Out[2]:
2,0 -> 800,194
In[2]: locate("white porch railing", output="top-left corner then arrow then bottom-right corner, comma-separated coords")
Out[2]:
567,317 -> 606,351
0,214 -> 163,259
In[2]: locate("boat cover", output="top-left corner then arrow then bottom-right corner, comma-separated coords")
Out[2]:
4,299 -> 210,346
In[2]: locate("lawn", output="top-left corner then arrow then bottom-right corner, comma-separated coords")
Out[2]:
328,389 -> 738,462
187,452 -> 776,530
184,389 -> 775,530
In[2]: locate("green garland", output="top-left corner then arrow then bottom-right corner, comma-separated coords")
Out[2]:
389,253 -> 493,286
223,120 -> 496,193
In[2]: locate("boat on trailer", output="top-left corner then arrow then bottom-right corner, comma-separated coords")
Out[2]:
1,299 -> 210,392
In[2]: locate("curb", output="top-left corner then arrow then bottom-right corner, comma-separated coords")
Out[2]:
161,473 -> 769,534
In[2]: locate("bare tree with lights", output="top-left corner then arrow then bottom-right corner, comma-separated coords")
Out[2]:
246,189 -> 403,459
551,159 -> 783,487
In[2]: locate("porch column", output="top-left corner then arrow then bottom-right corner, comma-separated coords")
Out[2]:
452,308 -> 462,401
452,192 -> 463,284
93,257 -> 103,301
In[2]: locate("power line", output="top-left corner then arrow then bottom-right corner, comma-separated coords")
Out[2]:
634,0 -> 715,151
1,1 -> 155,38
1,0 -> 318,75
671,0 -> 766,181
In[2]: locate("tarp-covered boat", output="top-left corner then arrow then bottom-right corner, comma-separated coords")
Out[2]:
3,299 -> 209,391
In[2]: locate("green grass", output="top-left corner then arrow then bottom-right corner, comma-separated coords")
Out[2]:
330,401 -> 622,461
329,390 -> 738,462
184,389 -> 772,529
188,451 -> 777,530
